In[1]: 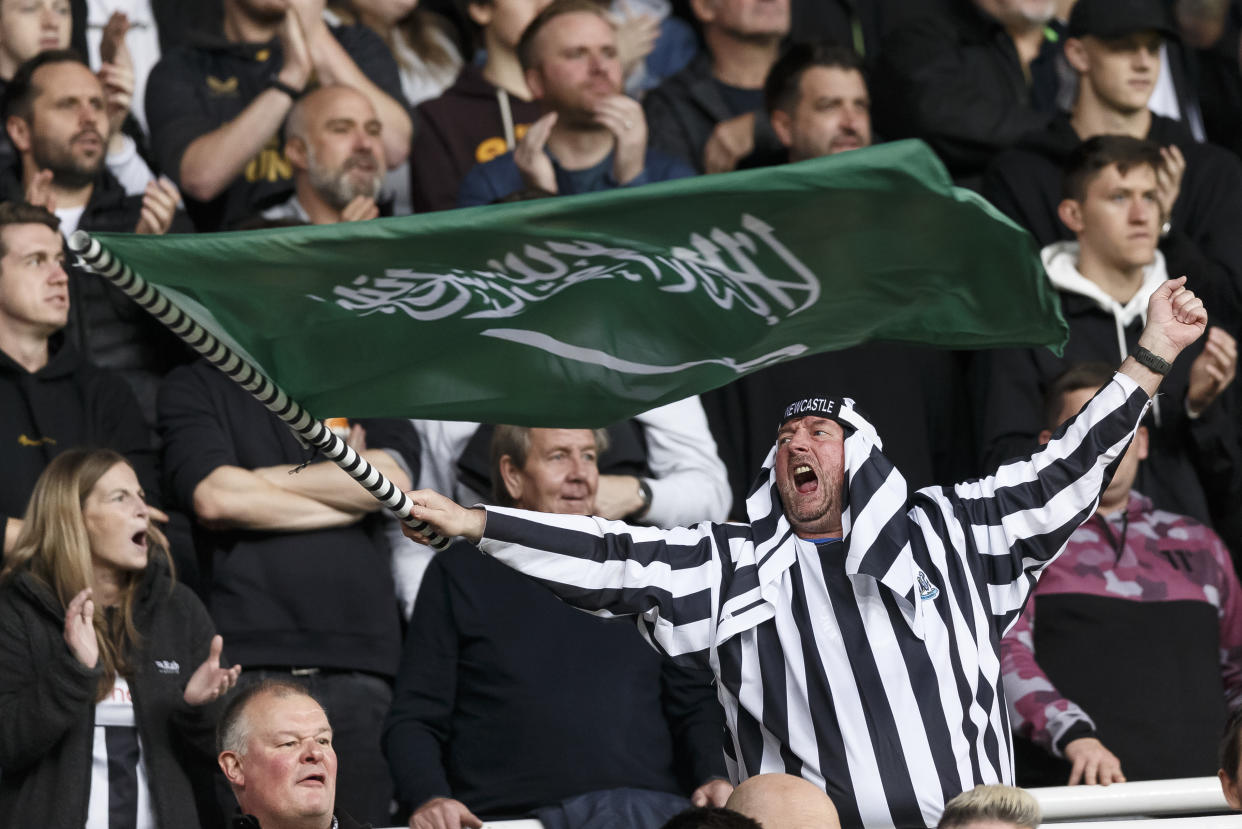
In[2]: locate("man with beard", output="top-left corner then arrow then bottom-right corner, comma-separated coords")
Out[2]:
396,279 -> 1209,827
262,84 -> 384,224
2,50 -> 188,429
145,0 -> 410,230
458,0 -> 692,206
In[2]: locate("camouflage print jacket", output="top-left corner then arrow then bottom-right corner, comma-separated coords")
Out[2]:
1001,492 -> 1242,777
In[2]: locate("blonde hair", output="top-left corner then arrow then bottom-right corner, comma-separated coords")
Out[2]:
0,448 -> 172,702
937,785 -> 1041,829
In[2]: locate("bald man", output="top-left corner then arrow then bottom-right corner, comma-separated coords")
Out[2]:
725,774 -> 840,829
265,84 -> 387,225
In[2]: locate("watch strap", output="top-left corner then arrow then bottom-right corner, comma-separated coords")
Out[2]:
268,76 -> 305,100
1132,345 -> 1172,376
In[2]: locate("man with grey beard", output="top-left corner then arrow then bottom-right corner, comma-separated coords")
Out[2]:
874,0 -> 1064,186
263,84 -> 386,225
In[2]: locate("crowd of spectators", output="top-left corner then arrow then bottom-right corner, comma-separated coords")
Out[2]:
2,0 -> 1242,827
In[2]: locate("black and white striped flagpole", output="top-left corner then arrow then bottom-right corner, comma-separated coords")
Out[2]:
68,230 -> 450,551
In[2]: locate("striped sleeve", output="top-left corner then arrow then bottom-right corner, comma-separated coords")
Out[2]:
476,509 -> 734,657
945,373 -> 1152,625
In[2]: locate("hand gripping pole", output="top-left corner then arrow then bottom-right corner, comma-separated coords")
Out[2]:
68,230 -> 450,551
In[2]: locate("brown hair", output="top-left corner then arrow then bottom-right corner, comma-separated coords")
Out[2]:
0,201 -> 60,257
516,0 -> 611,70
1042,362 -> 1118,431
0,448 -> 172,702
1062,134 -> 1162,202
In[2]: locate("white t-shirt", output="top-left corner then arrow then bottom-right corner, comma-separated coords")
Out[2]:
55,205 -> 87,238
87,675 -> 156,829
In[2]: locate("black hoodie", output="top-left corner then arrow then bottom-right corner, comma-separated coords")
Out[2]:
409,64 -> 544,213
0,333 -> 158,556
982,112 -> 1242,333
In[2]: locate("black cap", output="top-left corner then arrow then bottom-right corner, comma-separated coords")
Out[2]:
778,395 -> 850,431
1067,0 -> 1178,41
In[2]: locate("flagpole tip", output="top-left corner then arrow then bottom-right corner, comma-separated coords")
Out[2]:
67,229 -> 93,255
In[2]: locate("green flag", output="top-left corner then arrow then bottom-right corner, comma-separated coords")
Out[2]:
87,139 -> 1064,427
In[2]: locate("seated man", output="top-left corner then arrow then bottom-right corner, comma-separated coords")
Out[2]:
1001,362 -> 1242,785
145,0 -> 410,230
399,278 -> 1209,827
935,786 -> 1041,829
262,84 -> 386,225
383,425 -> 730,829
642,0 -> 790,174
218,678 -> 367,829
973,135 -> 1241,548
458,0 -> 693,207
0,200 -> 156,558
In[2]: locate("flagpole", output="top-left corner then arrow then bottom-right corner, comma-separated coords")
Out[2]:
68,230 -> 450,552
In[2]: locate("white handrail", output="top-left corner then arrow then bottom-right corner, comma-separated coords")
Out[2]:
1027,776 -> 1230,820
1043,819 -> 1239,829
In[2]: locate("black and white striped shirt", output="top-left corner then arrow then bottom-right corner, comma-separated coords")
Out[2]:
476,374 -> 1152,829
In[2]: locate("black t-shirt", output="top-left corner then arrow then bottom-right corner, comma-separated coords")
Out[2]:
711,78 -> 764,119
158,360 -> 421,675
145,25 -> 404,231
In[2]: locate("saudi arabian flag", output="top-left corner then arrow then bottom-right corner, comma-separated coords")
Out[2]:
85,139 -> 1065,427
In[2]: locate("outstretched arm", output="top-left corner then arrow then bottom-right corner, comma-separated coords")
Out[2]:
946,279 -> 1208,624
402,490 -> 727,658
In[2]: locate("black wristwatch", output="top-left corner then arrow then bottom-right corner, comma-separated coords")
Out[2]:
629,477 -> 653,520
268,75 -> 305,101
1132,345 -> 1172,376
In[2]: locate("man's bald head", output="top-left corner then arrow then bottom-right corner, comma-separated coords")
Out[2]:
725,774 -> 840,829
283,84 -> 385,212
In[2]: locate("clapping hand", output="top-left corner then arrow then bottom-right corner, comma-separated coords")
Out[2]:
63,588 -> 99,669
514,112 -> 559,195
98,12 -> 135,140
183,635 -> 242,706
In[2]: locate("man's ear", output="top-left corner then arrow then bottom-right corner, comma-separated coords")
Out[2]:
6,115 -> 30,154
467,0 -> 493,28
499,455 -> 525,503
770,108 -> 794,149
219,751 -> 245,788
1219,769 -> 1241,810
1058,198 -> 1085,234
284,135 -> 308,172
689,0 -> 717,24
1063,36 -> 1090,74
1134,424 -> 1149,461
525,67 -> 545,101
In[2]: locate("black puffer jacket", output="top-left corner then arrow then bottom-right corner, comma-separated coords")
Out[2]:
0,559 -> 225,827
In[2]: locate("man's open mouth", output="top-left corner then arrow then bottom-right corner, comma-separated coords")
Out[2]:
793,464 -> 818,494
299,773 -> 326,785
